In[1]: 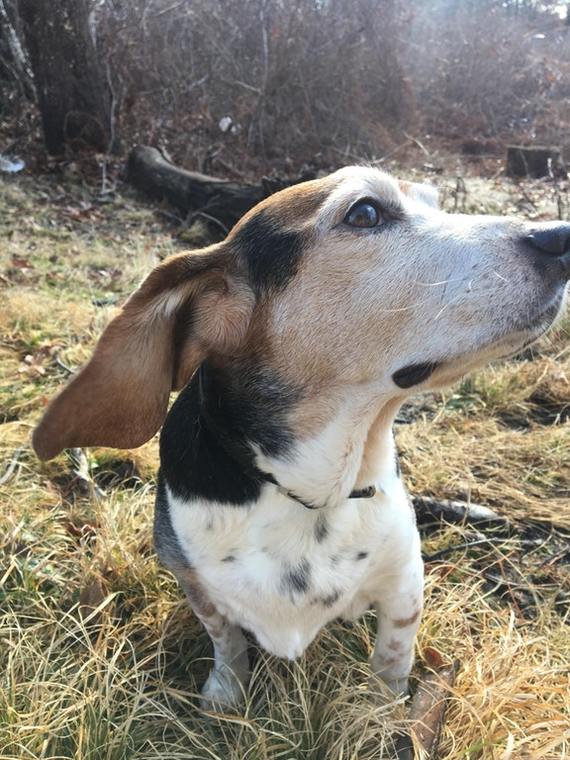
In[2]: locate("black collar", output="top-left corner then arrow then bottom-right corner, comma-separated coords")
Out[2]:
263,471 -> 376,510
196,364 -> 376,510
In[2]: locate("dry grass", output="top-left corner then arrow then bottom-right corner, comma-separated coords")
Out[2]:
1,170 -> 569,759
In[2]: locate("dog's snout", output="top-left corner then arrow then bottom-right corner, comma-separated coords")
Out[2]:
524,222 -> 570,258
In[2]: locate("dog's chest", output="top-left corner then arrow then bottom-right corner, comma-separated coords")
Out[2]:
167,482 -> 415,659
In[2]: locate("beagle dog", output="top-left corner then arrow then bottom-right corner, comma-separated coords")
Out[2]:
33,167 -> 570,710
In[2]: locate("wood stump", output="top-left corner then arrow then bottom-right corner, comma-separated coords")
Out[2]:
506,145 -> 566,179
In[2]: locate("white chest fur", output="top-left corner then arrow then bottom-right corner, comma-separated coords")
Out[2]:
167,475 -> 420,660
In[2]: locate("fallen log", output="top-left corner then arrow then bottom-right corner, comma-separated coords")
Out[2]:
395,660 -> 459,760
412,495 -> 508,526
127,145 -> 315,230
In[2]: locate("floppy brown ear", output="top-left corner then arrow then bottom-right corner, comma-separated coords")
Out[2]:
32,245 -> 254,460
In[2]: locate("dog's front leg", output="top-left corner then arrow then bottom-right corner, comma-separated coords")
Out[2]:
370,547 -> 424,696
177,571 -> 250,711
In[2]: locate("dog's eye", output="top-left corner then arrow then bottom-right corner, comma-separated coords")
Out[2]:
344,200 -> 382,228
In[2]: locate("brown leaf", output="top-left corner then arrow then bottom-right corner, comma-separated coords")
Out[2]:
422,645 -> 448,670
62,517 -> 98,541
11,255 -> 32,269
78,576 -> 107,623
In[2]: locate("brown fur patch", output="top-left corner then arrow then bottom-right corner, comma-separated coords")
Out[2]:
356,399 -> 403,487
229,178 -> 333,234
392,609 -> 421,628
178,567 -> 217,621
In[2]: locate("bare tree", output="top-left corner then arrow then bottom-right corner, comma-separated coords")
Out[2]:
0,0 -> 34,101
18,0 -> 117,155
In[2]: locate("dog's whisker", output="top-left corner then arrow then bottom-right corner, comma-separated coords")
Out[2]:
415,275 -> 470,288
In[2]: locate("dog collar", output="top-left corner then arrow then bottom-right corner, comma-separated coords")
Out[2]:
262,471 -> 377,510
279,483 -> 377,510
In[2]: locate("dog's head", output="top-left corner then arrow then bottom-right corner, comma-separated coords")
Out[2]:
33,166 -> 570,460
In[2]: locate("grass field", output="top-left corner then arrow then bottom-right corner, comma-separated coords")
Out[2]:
1,167 -> 569,759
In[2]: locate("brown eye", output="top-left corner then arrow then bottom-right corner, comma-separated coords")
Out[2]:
344,200 -> 381,228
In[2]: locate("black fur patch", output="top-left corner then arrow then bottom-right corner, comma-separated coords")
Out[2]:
392,362 -> 438,389
161,360 -> 299,504
355,551 -> 369,561
282,559 -> 311,594
160,379 -> 262,506
214,360 -> 301,459
314,514 -> 329,543
222,554 -> 236,562
233,210 -> 305,292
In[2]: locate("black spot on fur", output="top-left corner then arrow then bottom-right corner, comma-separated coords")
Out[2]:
314,514 -> 329,543
222,554 -> 236,563
355,551 -> 368,561
392,362 -> 439,389
395,452 -> 401,477
282,559 -> 311,594
330,554 -> 340,565
233,210 -> 305,292
319,589 -> 341,608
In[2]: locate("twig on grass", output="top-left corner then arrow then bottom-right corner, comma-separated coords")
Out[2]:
54,353 -> 76,375
187,210 -> 230,236
0,447 -> 23,486
423,536 -> 505,562
395,660 -> 459,760
403,132 -> 431,158
67,448 -> 106,501
423,535 -> 545,563
372,138 -> 412,165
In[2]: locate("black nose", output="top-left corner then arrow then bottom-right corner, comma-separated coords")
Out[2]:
525,223 -> 570,256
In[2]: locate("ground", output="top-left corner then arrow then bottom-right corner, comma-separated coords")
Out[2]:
0,163 -> 569,760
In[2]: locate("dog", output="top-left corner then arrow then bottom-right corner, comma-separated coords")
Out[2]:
33,166 -> 570,710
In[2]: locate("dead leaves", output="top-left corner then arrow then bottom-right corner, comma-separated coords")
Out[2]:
17,341 -> 65,380
78,574 -> 109,623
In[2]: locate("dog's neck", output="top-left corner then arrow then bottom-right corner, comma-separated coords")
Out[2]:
161,360 -> 402,509
255,391 -> 402,509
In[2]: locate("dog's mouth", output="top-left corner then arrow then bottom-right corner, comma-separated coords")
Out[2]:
467,288 -> 566,364
511,287 -> 566,333
394,288 -> 567,391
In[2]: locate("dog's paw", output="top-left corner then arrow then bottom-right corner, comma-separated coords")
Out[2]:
383,675 -> 409,697
200,668 -> 246,712
368,672 -> 409,699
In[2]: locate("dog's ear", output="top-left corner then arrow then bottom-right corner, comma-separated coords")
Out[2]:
33,245 -> 254,460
